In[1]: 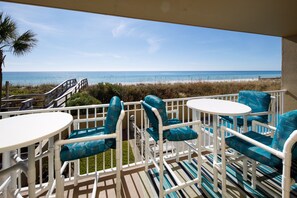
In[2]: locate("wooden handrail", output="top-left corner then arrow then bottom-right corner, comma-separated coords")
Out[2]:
52,78 -> 88,108
2,78 -> 88,110
44,79 -> 77,107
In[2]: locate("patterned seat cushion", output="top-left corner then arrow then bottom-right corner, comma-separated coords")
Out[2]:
144,95 -> 169,128
221,90 -> 271,127
60,96 -> 123,162
271,110 -> 297,159
142,95 -> 198,142
60,127 -> 110,162
145,118 -> 181,142
104,96 -> 123,149
271,110 -> 297,180
167,118 -> 182,125
221,115 -> 268,127
226,131 -> 281,167
166,126 -> 198,141
147,125 -> 198,142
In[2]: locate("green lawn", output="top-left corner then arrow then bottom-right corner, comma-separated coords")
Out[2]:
79,141 -> 135,174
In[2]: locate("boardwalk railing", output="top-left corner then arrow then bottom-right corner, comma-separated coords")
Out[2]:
0,89 -> 286,196
2,78 -> 88,110
52,78 -> 88,108
44,79 -> 77,108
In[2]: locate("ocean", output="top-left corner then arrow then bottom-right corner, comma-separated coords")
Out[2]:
2,71 -> 281,85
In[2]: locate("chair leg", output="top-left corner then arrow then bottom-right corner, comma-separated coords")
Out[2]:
221,131 -> 227,197
55,145 -> 64,198
159,140 -> 164,198
188,142 -> 191,162
145,132 -> 149,172
243,158 -> 248,181
282,158 -> 291,198
251,160 -> 257,189
176,142 -> 180,162
116,143 -> 121,198
74,160 -> 79,186
197,134 -> 202,188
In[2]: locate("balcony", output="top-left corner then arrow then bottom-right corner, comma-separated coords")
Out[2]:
0,90 -> 292,197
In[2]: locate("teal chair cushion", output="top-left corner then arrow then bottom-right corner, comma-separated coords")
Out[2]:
142,95 -> 198,142
271,110 -> 297,160
104,96 -> 123,149
238,90 -> 271,122
220,115 -> 268,127
60,96 -> 123,161
147,125 -> 198,142
143,118 -> 181,141
166,126 -> 198,141
144,95 -> 169,129
60,127 -> 110,162
167,118 -> 182,125
225,131 -> 281,167
144,118 -> 182,142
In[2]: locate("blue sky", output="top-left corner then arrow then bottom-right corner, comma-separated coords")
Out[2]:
1,2 -> 281,72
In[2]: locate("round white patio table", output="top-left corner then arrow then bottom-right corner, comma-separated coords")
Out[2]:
187,99 -> 251,192
0,112 -> 73,198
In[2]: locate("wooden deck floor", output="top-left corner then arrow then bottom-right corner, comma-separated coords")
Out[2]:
37,155 -> 295,198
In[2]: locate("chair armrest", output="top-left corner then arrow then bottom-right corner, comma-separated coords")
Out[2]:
284,130 -> 297,156
221,126 -> 284,159
163,120 -> 201,131
55,133 -> 117,146
252,120 -> 276,131
249,111 -> 273,116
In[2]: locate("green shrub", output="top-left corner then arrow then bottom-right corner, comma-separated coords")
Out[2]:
87,82 -> 123,104
66,92 -> 101,107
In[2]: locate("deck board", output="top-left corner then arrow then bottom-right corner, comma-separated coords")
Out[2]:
37,155 -> 297,198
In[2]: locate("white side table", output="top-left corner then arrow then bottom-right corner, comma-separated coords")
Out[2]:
0,112 -> 73,197
187,99 -> 251,192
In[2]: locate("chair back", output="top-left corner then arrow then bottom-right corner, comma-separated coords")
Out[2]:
272,110 -> 297,160
238,90 -> 271,121
144,95 -> 169,128
104,96 -> 124,148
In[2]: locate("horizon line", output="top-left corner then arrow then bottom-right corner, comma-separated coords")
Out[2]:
3,70 -> 282,72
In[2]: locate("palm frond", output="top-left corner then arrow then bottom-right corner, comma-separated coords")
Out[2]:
11,30 -> 37,56
0,12 -> 17,45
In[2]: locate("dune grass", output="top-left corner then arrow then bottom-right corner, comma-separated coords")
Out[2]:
3,84 -> 56,96
6,79 -> 281,103
87,79 -> 281,103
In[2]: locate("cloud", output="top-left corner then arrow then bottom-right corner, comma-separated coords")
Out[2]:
0,3 -> 62,35
111,21 -> 163,53
111,22 -> 136,38
147,38 -> 162,53
17,18 -> 61,34
112,23 -> 127,37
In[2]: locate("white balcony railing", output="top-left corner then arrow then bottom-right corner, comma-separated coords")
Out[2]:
0,90 -> 286,196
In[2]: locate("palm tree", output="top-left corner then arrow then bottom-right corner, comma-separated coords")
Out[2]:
0,12 -> 37,110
